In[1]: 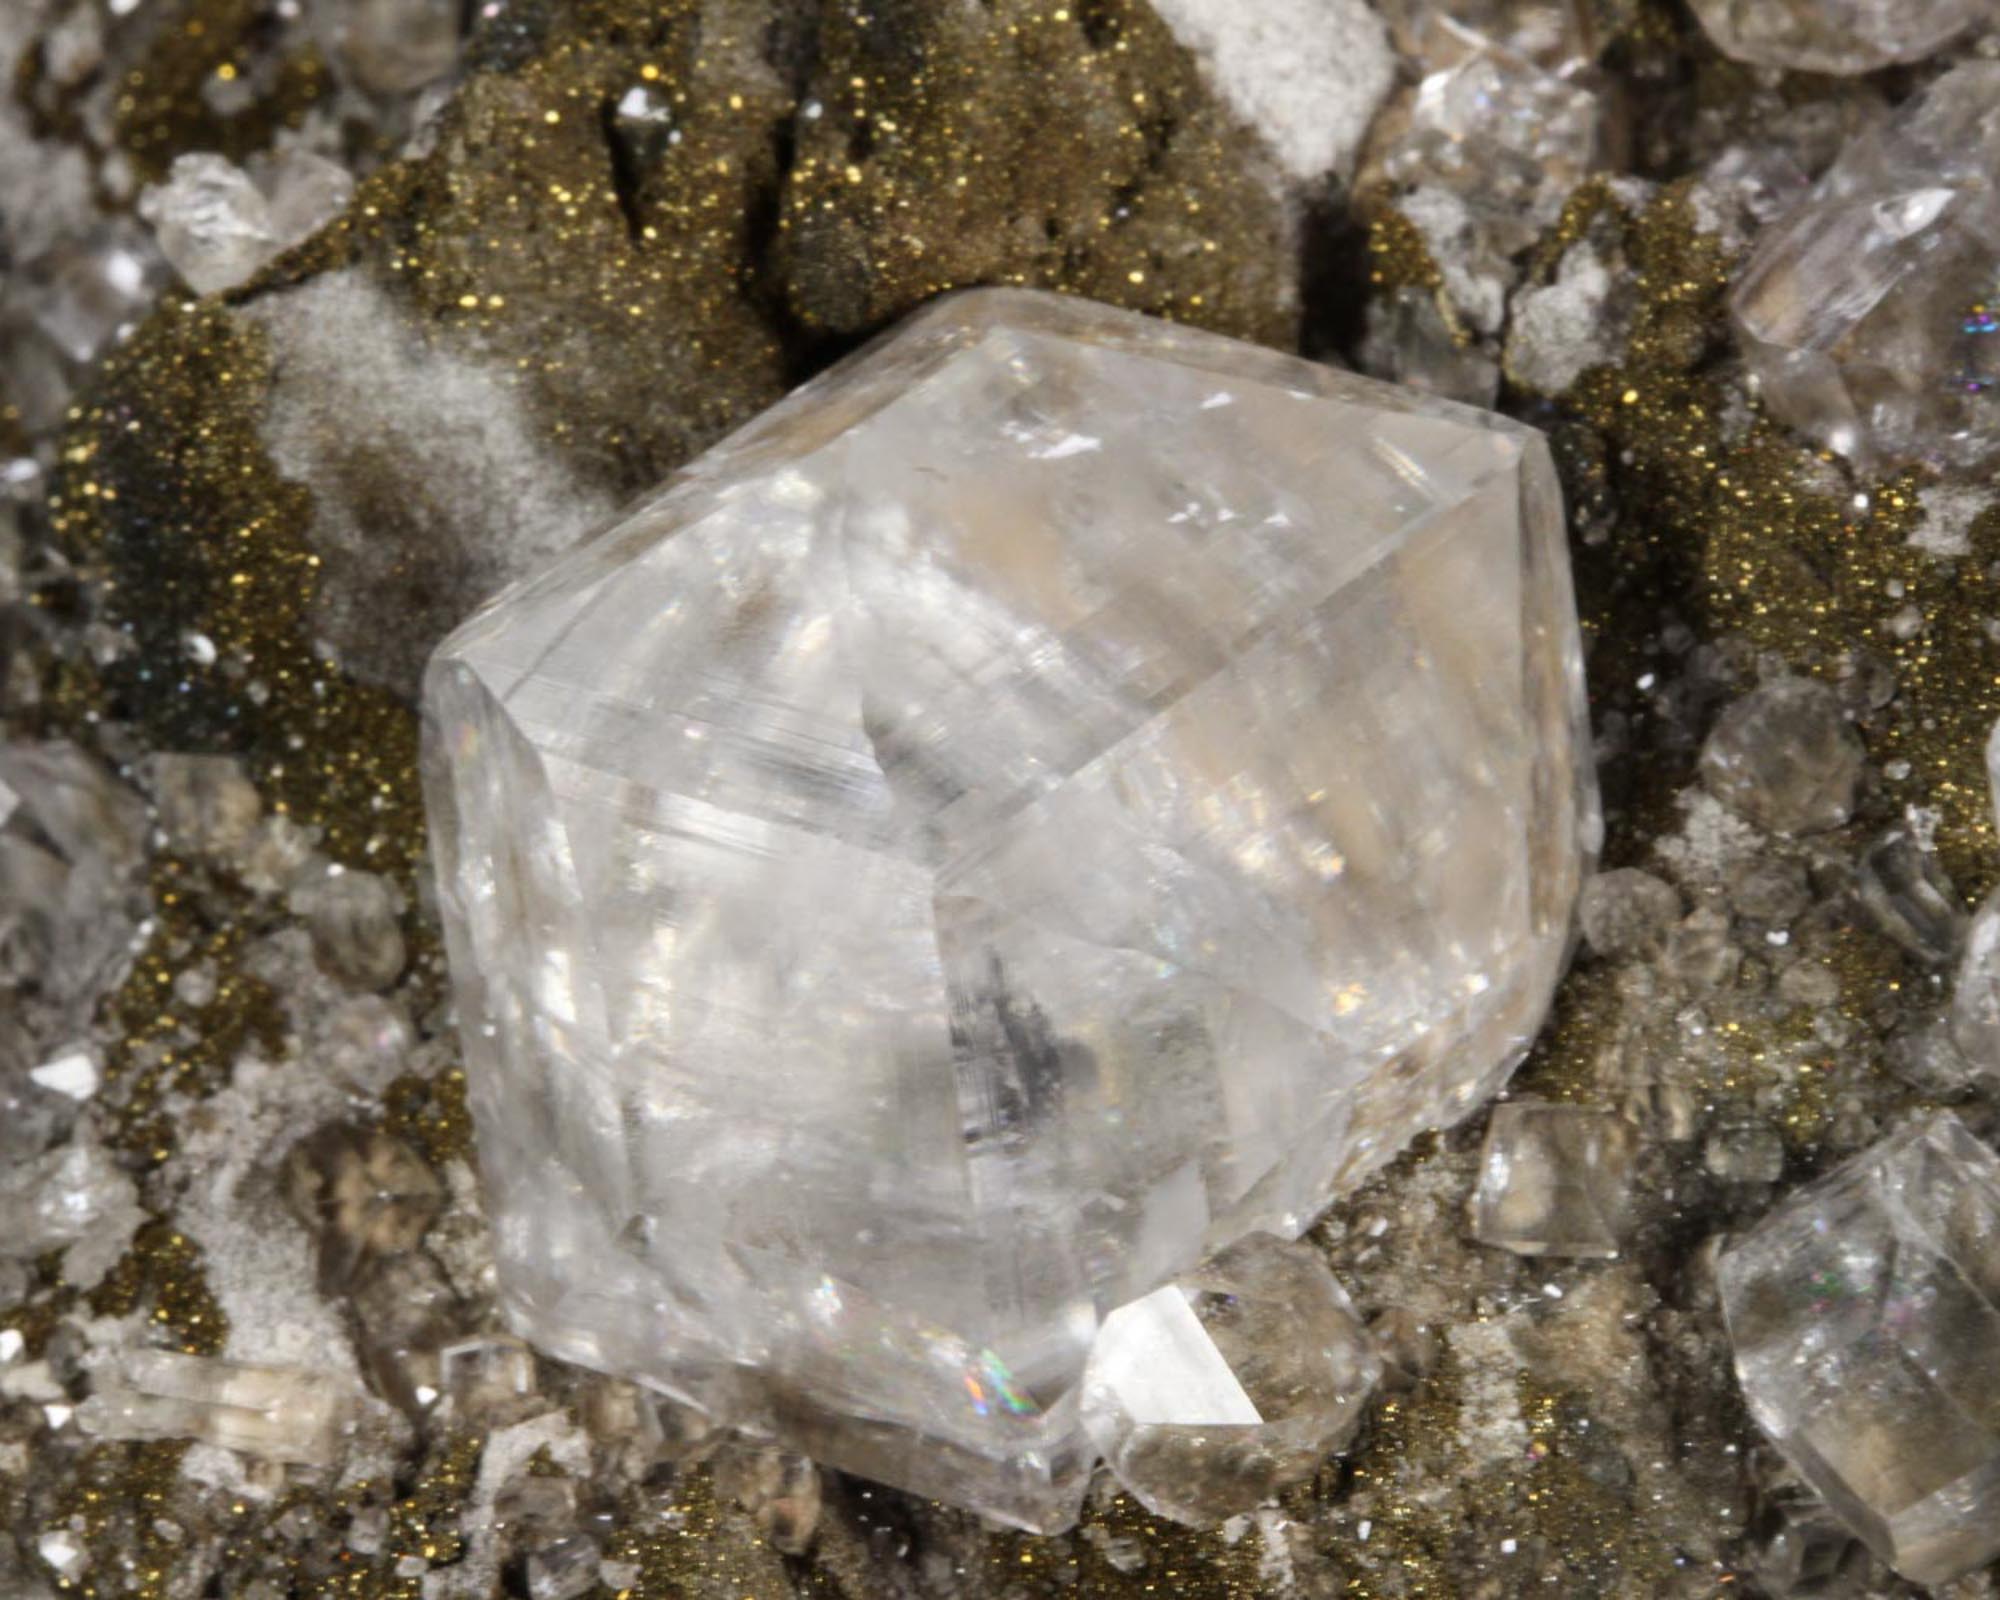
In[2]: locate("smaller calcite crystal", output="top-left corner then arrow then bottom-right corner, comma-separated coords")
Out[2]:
1732,64 -> 2000,470
1689,0 -> 1987,75
1748,1483 -> 1867,1598
139,151 -> 354,296
1704,1124 -> 1784,1185
1080,1234 -> 1378,1524
149,753 -> 263,861
1699,679 -> 1863,836
78,1349 -> 354,1468
1857,828 -> 1965,965
1472,1102 -> 1634,1258
288,865 -> 407,991
1719,1112 -> 2000,1586
1377,27 -> 1600,253
1577,868 -> 1681,961
283,1124 -> 444,1293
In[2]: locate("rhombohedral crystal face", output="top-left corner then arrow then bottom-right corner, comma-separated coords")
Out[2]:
422,288 -> 1598,1530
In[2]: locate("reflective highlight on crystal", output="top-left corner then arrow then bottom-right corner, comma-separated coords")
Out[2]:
423,288 -> 1596,1529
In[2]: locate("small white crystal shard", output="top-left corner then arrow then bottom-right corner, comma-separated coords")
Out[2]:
1472,1102 -> 1634,1258
1688,0 -> 1987,75
1732,64 -> 2000,470
78,1349 -> 354,1467
29,1048 -> 99,1101
1080,1234 -> 1378,1524
36,1530 -> 85,1581
1718,1112 -> 2000,1586
423,288 -> 1596,1530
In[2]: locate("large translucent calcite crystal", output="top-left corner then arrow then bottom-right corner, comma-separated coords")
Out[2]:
422,288 -> 1597,1530
1731,63 -> 2000,471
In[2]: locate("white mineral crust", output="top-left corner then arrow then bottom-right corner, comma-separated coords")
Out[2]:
422,287 -> 1597,1530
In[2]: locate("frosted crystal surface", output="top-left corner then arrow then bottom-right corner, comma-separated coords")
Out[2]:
1688,0 -> 1987,75
1718,1113 -> 2000,1586
1731,64 -> 2000,471
423,288 -> 1596,1530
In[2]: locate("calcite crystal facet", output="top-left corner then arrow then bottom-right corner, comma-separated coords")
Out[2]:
1719,1113 -> 2000,1586
423,288 -> 1596,1529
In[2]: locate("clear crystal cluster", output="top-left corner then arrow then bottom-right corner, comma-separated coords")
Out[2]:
1718,1113 -> 2000,1586
423,288 -> 1596,1528
138,150 -> 354,296
1731,63 -> 2000,471
1380,28 -> 1600,252
1688,0 -> 1990,75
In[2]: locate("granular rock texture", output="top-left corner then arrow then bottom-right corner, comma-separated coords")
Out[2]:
775,0 -> 1297,342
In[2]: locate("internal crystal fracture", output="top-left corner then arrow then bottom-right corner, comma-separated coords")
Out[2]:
422,288 -> 1597,1529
